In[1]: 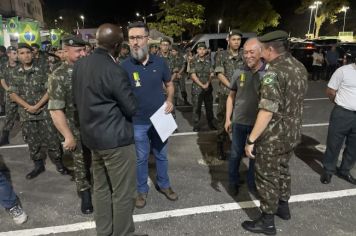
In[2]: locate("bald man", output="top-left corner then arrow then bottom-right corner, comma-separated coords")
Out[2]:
73,23 -> 138,236
225,38 -> 265,196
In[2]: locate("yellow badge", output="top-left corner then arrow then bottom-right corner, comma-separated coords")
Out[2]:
133,72 -> 141,87
239,73 -> 245,87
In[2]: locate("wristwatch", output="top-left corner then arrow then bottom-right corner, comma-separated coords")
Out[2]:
246,137 -> 255,145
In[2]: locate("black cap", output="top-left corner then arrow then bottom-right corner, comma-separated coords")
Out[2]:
120,43 -> 130,50
31,43 -> 40,49
160,37 -> 171,45
258,30 -> 289,43
196,42 -> 207,49
17,43 -> 33,51
171,45 -> 179,51
6,46 -> 17,52
149,43 -> 158,49
228,29 -> 243,37
0,46 -> 6,53
62,35 -> 86,47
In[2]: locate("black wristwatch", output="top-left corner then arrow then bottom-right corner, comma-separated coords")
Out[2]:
246,137 -> 255,145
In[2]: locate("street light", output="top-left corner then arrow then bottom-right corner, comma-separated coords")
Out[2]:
54,19 -> 58,28
218,19 -> 222,33
312,1 -> 322,37
341,6 -> 350,32
136,12 -> 153,24
307,5 -> 316,35
80,15 -> 85,29
59,16 -> 63,20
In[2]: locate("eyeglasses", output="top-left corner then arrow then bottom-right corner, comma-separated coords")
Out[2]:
128,35 -> 148,41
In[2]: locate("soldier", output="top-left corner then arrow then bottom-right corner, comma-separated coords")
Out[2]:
171,45 -> 189,106
117,42 -> 130,64
48,36 -> 93,214
157,37 -> 172,67
242,31 -> 308,235
0,46 -> 7,116
8,43 -> 68,179
189,42 -> 216,132
0,46 -> 19,146
31,43 -> 49,73
215,29 -> 244,160
149,43 -> 158,55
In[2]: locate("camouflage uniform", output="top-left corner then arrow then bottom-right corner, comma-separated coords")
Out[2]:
214,49 -> 243,142
33,52 -> 50,74
117,54 -> 129,64
0,56 -> 8,112
189,57 -> 215,128
170,53 -> 187,105
0,63 -> 19,132
255,53 -> 308,214
48,62 -> 91,192
9,65 -> 63,162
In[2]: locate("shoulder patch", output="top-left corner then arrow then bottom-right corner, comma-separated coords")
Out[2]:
262,72 -> 277,85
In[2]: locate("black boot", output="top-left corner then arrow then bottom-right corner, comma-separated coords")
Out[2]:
80,189 -> 93,214
217,142 -> 226,160
26,160 -> 45,179
0,130 -> 10,146
55,160 -> 69,175
182,92 -> 191,106
276,200 -> 291,220
242,213 -> 276,235
208,122 -> 217,130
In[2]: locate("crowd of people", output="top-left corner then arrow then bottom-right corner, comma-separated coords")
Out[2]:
0,21 -> 355,236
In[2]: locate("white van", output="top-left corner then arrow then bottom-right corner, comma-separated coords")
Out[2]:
184,32 -> 257,53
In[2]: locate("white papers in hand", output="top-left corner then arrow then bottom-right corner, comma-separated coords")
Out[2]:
150,103 -> 178,142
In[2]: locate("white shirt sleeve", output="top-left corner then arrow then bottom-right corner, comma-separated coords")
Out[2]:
327,67 -> 344,91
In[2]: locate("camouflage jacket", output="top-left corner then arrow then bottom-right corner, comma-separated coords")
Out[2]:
0,62 -> 18,87
170,54 -> 185,74
47,62 -> 80,137
256,53 -> 308,154
157,52 -> 173,71
117,54 -> 129,64
9,64 -> 50,121
189,57 -> 213,95
33,53 -> 50,74
214,49 -> 243,94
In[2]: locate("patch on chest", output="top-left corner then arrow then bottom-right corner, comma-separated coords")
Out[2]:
262,72 -> 277,85
133,72 -> 141,87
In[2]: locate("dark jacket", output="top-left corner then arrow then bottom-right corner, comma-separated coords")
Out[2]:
73,47 -> 137,150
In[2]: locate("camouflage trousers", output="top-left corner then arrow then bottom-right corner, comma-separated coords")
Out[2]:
173,78 -> 187,105
3,93 -> 18,132
192,91 -> 214,128
70,137 -> 91,192
216,93 -> 228,143
21,119 -> 62,162
255,150 -> 292,214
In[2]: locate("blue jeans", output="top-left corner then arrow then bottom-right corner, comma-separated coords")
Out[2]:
134,124 -> 171,193
0,171 -> 17,209
229,123 -> 256,189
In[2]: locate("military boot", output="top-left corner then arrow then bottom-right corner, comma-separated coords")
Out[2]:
80,189 -> 93,214
242,213 -> 276,235
55,160 -> 69,175
276,200 -> 291,220
0,130 -> 10,146
217,142 -> 226,160
182,92 -> 191,106
26,160 -> 45,179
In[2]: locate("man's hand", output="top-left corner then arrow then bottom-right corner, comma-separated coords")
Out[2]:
63,135 -> 77,151
202,82 -> 210,90
25,105 -> 39,114
165,100 -> 174,114
245,144 -> 255,159
225,119 -> 232,133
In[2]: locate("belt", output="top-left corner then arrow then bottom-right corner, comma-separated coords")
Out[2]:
336,104 -> 356,114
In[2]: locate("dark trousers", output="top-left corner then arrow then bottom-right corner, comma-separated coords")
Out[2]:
312,65 -> 322,81
323,105 -> 356,175
91,145 -> 136,236
192,90 -> 214,128
229,123 -> 255,189
326,64 -> 338,80
216,93 -> 228,143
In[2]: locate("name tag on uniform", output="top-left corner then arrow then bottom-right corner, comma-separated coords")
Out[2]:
133,72 -> 141,87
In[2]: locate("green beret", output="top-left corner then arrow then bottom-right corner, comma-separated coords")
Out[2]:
149,44 -> 158,49
17,43 -> 33,51
7,46 -> 17,52
228,29 -> 243,37
62,35 -> 86,47
31,43 -> 40,49
171,45 -> 179,51
120,43 -> 130,50
258,30 -> 289,43
160,37 -> 171,45
196,42 -> 207,49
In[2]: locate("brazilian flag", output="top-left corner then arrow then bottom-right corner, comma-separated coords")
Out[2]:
0,15 -> 4,45
50,29 -> 62,47
7,16 -> 19,34
18,21 -> 41,45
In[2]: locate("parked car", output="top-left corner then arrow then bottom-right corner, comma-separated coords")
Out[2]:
336,42 -> 356,65
289,40 -> 316,72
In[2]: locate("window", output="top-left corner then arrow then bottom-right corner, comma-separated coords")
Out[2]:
209,39 -> 227,52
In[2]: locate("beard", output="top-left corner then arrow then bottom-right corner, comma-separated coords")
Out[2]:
131,45 -> 148,61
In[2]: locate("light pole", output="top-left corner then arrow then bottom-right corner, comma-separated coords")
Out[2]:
307,5 -> 316,35
312,1 -> 322,37
59,16 -> 63,20
218,19 -> 222,33
136,12 -> 153,24
341,6 -> 350,32
80,15 -> 85,29
54,19 -> 58,28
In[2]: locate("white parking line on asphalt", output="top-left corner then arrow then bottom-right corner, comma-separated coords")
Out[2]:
304,98 -> 328,101
1,188 -> 356,236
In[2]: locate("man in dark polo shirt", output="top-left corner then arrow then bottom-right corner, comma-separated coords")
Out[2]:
225,38 -> 265,196
121,21 -> 178,209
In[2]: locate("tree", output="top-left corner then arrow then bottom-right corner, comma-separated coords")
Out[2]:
148,0 -> 205,40
296,0 -> 349,38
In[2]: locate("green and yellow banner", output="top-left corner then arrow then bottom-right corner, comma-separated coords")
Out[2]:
50,29 -> 62,47
0,15 -> 4,46
7,16 -> 19,34
18,21 -> 41,45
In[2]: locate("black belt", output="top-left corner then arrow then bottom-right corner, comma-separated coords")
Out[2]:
336,104 -> 356,114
